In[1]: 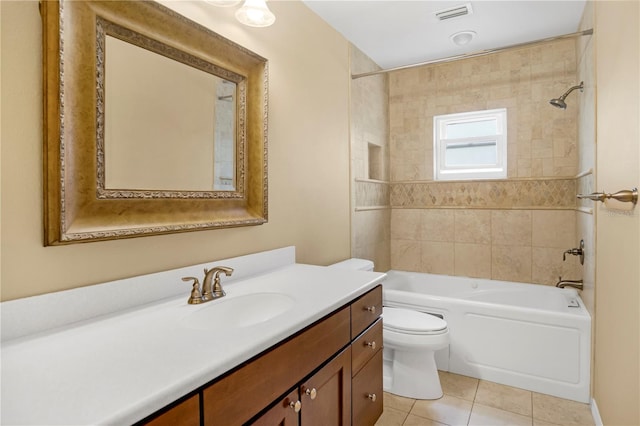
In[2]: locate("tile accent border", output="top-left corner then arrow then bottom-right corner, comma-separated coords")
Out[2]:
356,180 -> 390,208
391,178 -> 577,209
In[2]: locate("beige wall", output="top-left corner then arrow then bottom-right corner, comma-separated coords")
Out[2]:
388,39 -> 583,285
0,0 -> 351,301
593,1 -> 640,424
350,45 -> 391,271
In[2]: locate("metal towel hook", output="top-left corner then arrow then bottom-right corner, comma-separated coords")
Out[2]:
577,188 -> 638,205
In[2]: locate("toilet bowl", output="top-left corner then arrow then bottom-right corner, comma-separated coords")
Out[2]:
327,258 -> 450,400
382,307 -> 449,399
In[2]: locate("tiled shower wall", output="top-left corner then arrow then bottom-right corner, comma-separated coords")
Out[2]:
576,3 -> 596,315
350,46 -> 391,271
389,39 -> 583,285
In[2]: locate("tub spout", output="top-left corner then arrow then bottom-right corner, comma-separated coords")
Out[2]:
556,276 -> 583,290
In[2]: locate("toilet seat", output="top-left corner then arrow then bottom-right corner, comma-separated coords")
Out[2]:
383,307 -> 447,335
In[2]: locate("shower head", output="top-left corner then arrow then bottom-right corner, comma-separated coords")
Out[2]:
549,81 -> 584,109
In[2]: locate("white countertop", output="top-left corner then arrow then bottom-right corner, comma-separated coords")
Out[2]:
1,259 -> 385,425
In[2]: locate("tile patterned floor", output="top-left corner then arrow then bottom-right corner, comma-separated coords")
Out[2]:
375,371 -> 596,426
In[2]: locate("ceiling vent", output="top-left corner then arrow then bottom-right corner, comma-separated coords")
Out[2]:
435,3 -> 473,21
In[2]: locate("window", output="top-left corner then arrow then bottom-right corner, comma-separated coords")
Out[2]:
433,108 -> 507,181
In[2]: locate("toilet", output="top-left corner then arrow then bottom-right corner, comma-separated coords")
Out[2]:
328,258 -> 450,400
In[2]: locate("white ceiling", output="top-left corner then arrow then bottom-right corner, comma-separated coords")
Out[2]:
302,1 -> 587,70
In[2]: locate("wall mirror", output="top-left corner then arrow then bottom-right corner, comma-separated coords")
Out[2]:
42,0 -> 268,245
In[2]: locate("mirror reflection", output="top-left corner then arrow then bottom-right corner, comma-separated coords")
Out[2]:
104,35 -> 237,192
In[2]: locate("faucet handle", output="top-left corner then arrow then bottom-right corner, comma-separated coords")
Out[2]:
182,276 -> 203,304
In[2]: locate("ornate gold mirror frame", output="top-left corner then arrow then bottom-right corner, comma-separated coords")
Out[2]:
42,0 -> 268,245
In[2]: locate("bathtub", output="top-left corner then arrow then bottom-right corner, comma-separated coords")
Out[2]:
383,270 -> 591,403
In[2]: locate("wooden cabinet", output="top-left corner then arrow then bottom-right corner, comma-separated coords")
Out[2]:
141,394 -> 199,426
350,288 -> 383,426
350,286 -> 383,338
203,307 -> 350,425
252,388 -> 300,426
352,350 -> 383,426
139,285 -> 383,426
253,347 -> 352,426
300,347 -> 351,425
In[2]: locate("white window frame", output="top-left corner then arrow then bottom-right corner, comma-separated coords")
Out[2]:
433,108 -> 507,181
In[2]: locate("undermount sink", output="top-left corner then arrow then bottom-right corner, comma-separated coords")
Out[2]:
179,293 -> 295,330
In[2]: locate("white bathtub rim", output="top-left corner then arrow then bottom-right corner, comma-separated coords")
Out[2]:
384,292 -> 591,321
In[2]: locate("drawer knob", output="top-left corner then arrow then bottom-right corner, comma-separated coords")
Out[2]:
304,387 -> 317,400
289,400 -> 301,412
368,393 -> 377,402
366,341 -> 376,350
365,306 -> 376,313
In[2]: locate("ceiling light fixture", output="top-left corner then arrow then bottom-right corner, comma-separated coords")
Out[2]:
450,30 -> 476,46
206,0 -> 275,27
204,0 -> 241,7
235,0 -> 276,27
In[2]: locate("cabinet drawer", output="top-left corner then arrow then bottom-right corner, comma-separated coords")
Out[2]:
351,286 -> 382,339
203,307 -> 350,425
351,319 -> 383,377
352,350 -> 383,426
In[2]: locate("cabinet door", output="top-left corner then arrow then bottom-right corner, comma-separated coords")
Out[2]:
352,350 -> 383,426
251,388 -> 300,426
300,347 -> 351,426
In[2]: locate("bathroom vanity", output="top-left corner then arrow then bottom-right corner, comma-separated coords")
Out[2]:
1,247 -> 385,425
145,286 -> 382,425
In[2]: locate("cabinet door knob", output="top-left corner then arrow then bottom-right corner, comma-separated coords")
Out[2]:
289,400 -> 301,412
366,341 -> 376,350
368,393 -> 377,402
365,306 -> 376,313
304,387 -> 317,400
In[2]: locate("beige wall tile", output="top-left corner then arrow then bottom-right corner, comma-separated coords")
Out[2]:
391,209 -> 421,241
531,247 -> 579,286
350,45 -> 390,273
391,239 -> 421,271
455,210 -> 492,244
454,243 -> 492,279
421,210 -> 454,242
492,245 -> 532,282
421,241 -> 455,275
532,210 -> 577,248
374,38 -> 580,287
491,210 -> 532,246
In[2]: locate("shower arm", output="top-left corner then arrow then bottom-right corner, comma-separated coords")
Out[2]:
557,82 -> 584,101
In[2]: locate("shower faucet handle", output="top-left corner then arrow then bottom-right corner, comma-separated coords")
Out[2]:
562,240 -> 585,265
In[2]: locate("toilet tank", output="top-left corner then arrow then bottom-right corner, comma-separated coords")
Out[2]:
328,258 -> 374,272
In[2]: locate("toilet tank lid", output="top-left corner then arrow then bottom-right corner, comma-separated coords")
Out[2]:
328,258 -> 374,271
